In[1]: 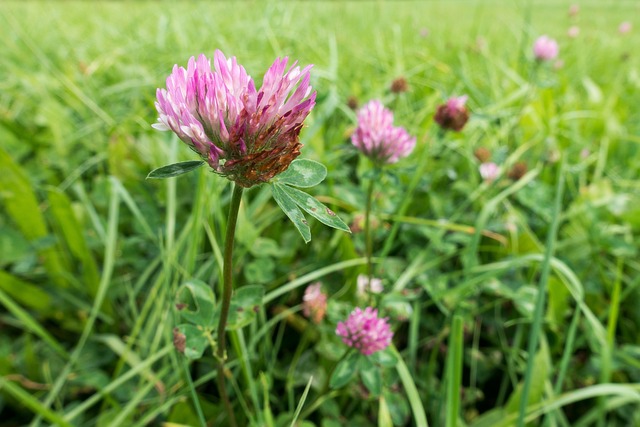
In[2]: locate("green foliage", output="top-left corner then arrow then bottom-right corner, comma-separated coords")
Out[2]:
176,279 -> 216,326
271,183 -> 312,243
271,158 -> 351,242
1,1 -> 640,426
146,160 -> 206,179
226,285 -> 264,330
275,159 -> 328,188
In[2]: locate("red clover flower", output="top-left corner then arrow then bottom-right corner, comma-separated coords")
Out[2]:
533,36 -> 559,61
567,26 -> 580,38
434,95 -> 470,132
336,307 -> 393,355
351,100 -> 416,165
302,282 -> 327,324
153,50 -> 316,187
479,162 -> 500,183
568,4 -> 579,17
357,274 -> 384,295
619,22 -> 632,35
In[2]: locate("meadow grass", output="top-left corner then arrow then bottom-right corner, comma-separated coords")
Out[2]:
1,1 -> 640,426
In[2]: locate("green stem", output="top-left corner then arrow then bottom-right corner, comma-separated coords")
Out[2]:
517,0 -> 533,74
516,157 -> 565,427
391,345 -> 429,427
364,171 -> 376,283
543,309 -> 581,426
182,359 -> 206,427
380,134 -> 433,259
216,183 -> 244,427
598,257 -> 624,427
446,314 -> 464,427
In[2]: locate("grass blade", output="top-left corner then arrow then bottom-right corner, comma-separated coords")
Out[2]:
0,378 -> 73,427
289,376 -> 314,427
517,158 -> 565,427
391,345 -> 429,427
446,315 -> 464,427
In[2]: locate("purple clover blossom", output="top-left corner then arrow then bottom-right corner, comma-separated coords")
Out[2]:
446,95 -> 468,113
567,26 -> 580,38
351,100 -> 416,165
568,4 -> 579,17
336,307 -> 393,356
533,35 -> 559,61
153,50 -> 316,187
434,95 -> 470,132
302,282 -> 327,324
619,22 -> 632,34
356,274 -> 384,295
479,162 -> 500,182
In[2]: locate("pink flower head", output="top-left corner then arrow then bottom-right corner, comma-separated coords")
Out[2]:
567,26 -> 580,38
357,274 -> 384,295
479,162 -> 499,182
351,100 -> 416,165
580,148 -> 590,160
533,36 -> 559,61
434,95 -> 470,132
568,4 -> 579,17
153,50 -> 316,187
336,307 -> 393,355
302,282 -> 327,324
619,22 -> 632,34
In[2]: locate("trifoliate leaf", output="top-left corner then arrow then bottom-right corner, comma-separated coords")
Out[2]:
277,184 -> 350,233
271,183 -> 311,243
275,158 -> 327,188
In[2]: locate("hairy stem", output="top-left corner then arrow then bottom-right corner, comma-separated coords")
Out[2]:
364,169 -> 377,285
216,183 -> 244,427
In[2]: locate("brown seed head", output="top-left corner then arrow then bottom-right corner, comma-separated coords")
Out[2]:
474,147 -> 492,163
434,102 -> 470,132
347,96 -> 359,110
390,77 -> 409,94
220,123 -> 303,187
172,328 -> 186,354
507,161 -> 528,180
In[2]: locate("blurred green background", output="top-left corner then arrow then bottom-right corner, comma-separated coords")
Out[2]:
1,1 -> 640,426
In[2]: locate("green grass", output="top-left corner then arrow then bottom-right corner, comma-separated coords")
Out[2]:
1,0 -> 640,426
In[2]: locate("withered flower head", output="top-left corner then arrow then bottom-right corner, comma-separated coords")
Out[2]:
390,77 -> 409,94
302,282 -> 327,324
347,95 -> 359,110
507,161 -> 528,180
434,95 -> 470,132
172,328 -> 186,353
474,147 -> 492,163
